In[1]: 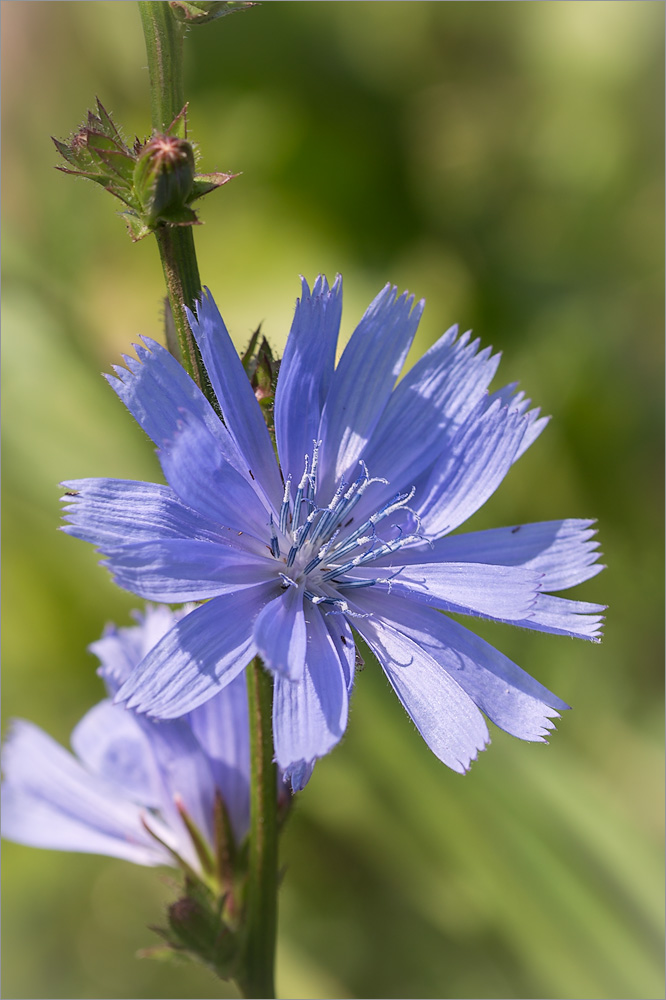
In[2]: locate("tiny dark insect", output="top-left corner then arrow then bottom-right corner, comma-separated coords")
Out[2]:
340,635 -> 347,646
64,491 -> 79,497
511,525 -> 522,534
344,517 -> 353,527
248,469 -> 255,480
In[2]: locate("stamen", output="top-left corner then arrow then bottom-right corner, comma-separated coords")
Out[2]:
302,528 -> 341,576
269,515 -> 280,558
286,517 -> 314,567
279,476 -> 292,535
350,531 -> 424,567
333,578 -> 377,590
292,457 -> 310,533
309,440 -> 321,496
308,479 -> 348,547
279,572 -> 298,589
323,601 -> 369,619
304,589 -> 328,604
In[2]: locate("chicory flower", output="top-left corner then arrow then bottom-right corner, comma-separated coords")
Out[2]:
61,277 -> 604,787
1,605 -> 251,870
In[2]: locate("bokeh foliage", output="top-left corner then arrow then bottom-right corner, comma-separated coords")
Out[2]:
1,2 -> 663,998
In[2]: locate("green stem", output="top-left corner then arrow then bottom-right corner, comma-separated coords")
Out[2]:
139,7 -> 280,993
154,226 -> 206,386
138,1 -> 185,131
138,0 -> 206,387
239,658 -> 278,999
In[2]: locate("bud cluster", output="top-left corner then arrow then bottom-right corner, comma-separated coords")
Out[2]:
169,1 -> 257,24
241,324 -> 281,431
54,101 -> 237,241
142,784 -> 291,977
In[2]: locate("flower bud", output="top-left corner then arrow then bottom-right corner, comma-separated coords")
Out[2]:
166,881 -> 238,976
169,1 -> 256,25
133,134 -> 197,228
240,326 -> 281,432
55,103 -> 238,240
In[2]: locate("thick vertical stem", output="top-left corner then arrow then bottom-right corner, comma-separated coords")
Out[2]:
240,657 -> 278,999
138,7 -> 280,993
138,1 -> 185,131
154,226 -> 206,386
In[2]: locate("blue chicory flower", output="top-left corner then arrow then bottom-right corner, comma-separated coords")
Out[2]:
61,276 -> 604,788
1,605 -> 251,869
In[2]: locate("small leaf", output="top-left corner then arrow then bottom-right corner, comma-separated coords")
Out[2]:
95,98 -> 123,142
120,211 -> 152,242
190,171 -> 240,200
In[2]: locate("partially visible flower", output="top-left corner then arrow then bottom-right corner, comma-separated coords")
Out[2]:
61,276 -> 605,788
1,606 -> 250,873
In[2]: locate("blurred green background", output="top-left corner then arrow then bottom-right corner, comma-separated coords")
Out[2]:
2,2 -> 663,998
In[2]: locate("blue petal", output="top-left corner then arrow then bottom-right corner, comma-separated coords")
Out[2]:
1,720 -> 170,866
187,671 -> 251,841
485,385 -> 550,462
387,519 -> 603,592
365,562 -> 543,622
324,614 -> 356,693
413,399 -> 538,537
107,337 -> 245,473
61,479 -> 253,549
504,593 -> 606,641
274,275 -> 342,484
355,328 -> 500,515
253,585 -> 307,681
158,410 -> 273,540
351,589 -> 569,742
70,700 -> 163,807
116,584 -> 278,717
130,713 -> 219,848
272,605 -> 349,773
73,695 -> 219,861
100,538 -> 275,602
350,610 -> 490,773
85,613 -> 234,847
92,605 -> 185,693
316,284 -> 424,496
187,292 -> 283,506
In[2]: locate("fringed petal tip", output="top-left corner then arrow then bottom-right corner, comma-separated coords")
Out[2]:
456,732 -> 492,775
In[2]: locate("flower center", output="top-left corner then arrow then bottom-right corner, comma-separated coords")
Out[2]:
269,443 -> 421,611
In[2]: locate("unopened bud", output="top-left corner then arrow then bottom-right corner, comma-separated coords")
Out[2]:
133,134 -> 197,228
240,326 -> 280,432
169,1 -> 257,25
167,884 -> 237,975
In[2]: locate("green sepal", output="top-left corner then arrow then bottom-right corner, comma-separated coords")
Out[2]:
52,136 -> 83,170
190,171 -> 239,200
240,326 -> 280,440
93,147 -> 136,187
136,943 -> 191,964
174,795 -> 216,877
92,97 -> 123,141
164,104 -> 188,141
119,211 -> 153,243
